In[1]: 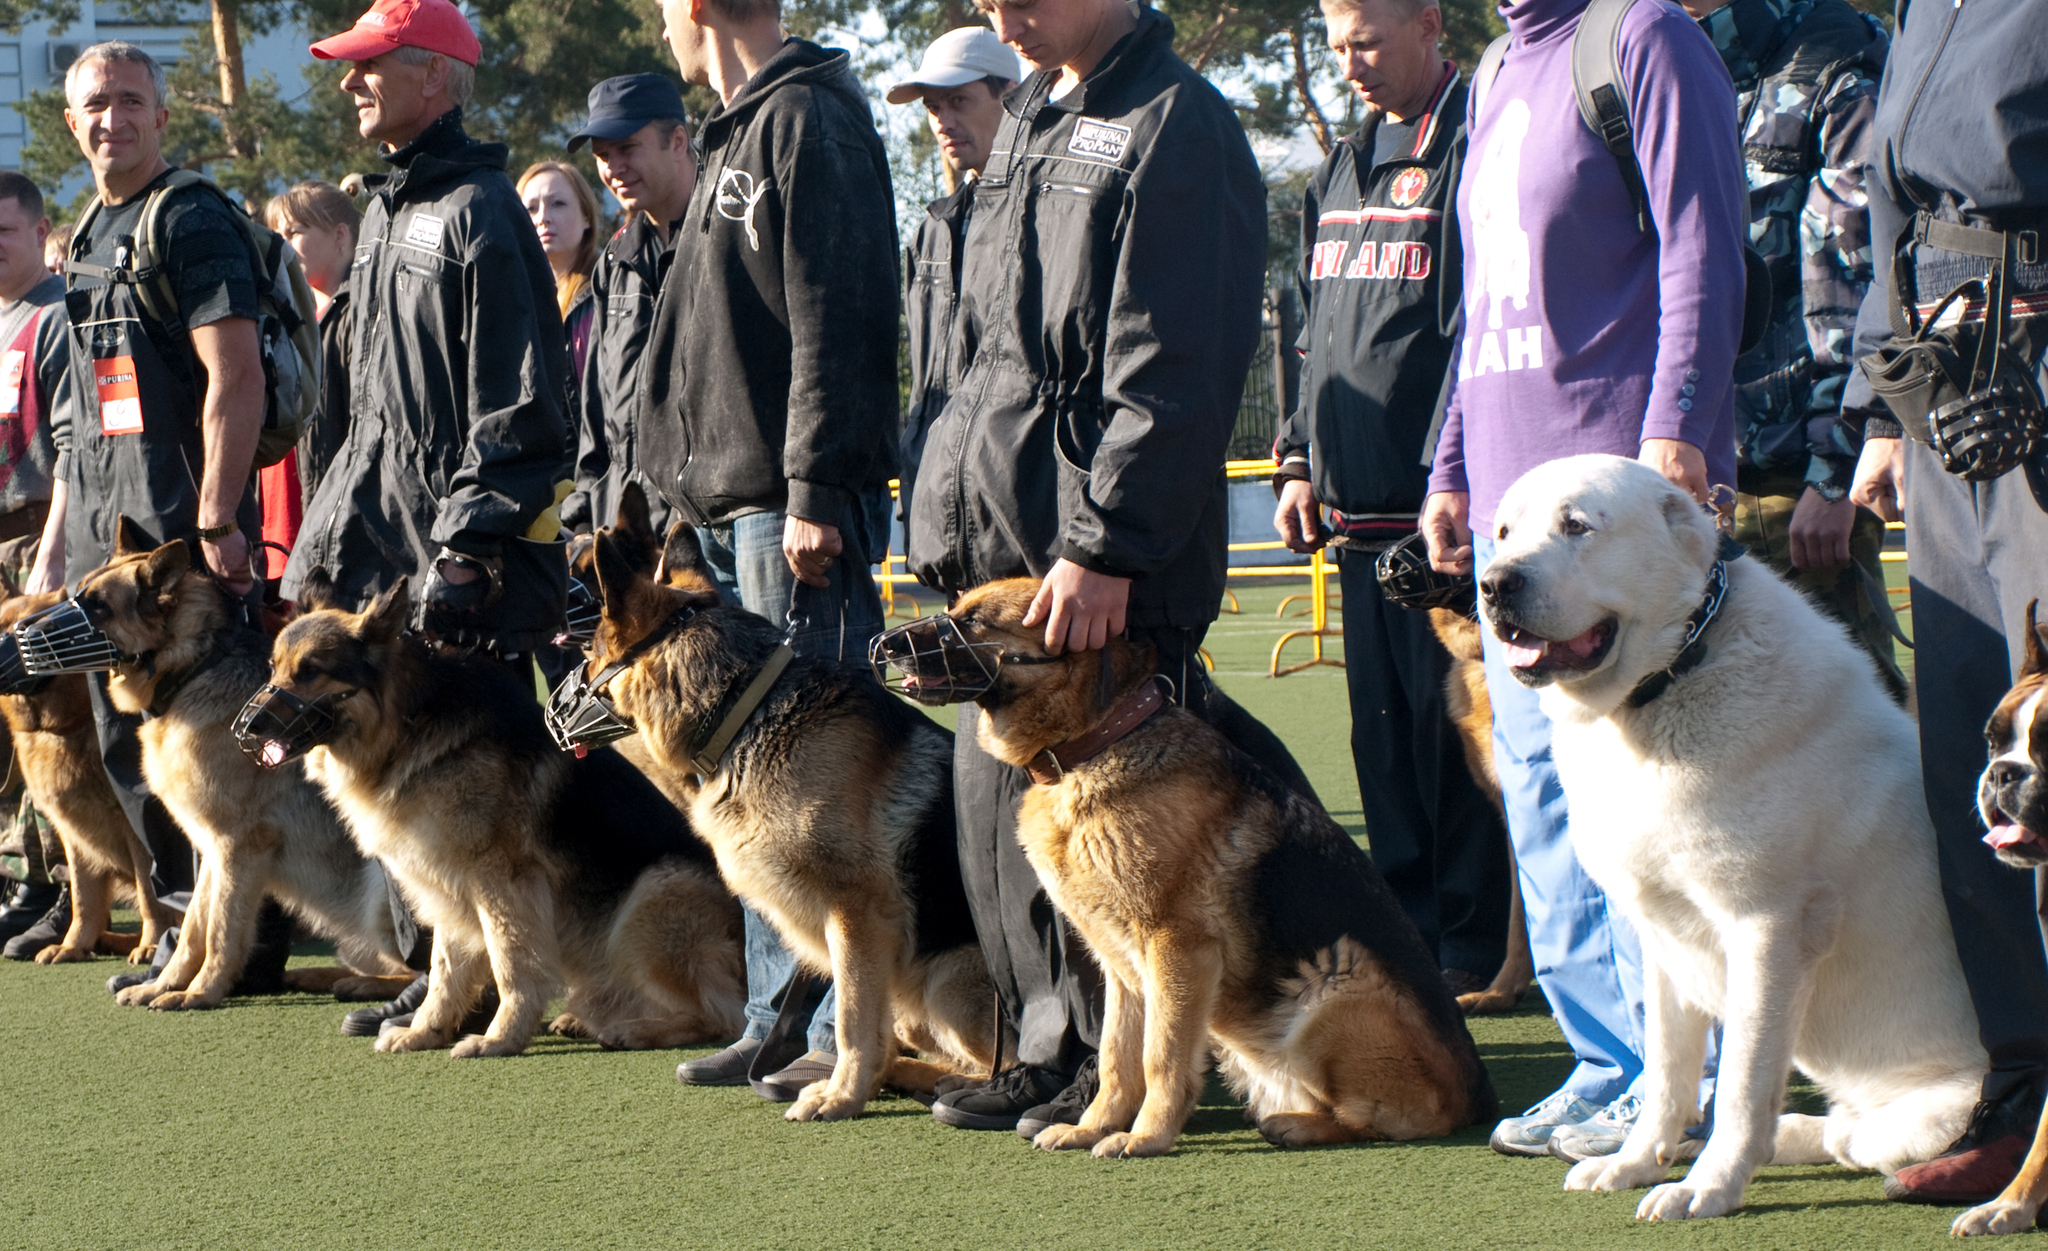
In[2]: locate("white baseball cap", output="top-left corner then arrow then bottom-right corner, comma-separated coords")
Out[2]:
885,27 -> 1025,105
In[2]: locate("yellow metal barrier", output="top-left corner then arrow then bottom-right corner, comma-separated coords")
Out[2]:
1270,549 -> 1343,677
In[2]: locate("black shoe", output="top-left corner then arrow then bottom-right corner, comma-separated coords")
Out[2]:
2,885 -> 71,960
0,880 -> 61,945
1017,1054 -> 1099,1141
107,926 -> 178,994
341,974 -> 430,1037
374,987 -> 501,1040
932,1064 -> 1071,1131
676,1038 -> 764,1086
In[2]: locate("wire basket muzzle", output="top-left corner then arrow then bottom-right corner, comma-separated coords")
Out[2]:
232,684 -> 348,768
14,598 -> 130,675
0,631 -> 50,696
544,662 -> 637,753
869,614 -> 1004,705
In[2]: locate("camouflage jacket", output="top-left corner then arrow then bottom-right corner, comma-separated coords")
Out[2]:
1701,0 -> 1886,494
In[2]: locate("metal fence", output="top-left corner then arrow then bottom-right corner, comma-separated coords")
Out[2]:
1227,287 -> 1301,462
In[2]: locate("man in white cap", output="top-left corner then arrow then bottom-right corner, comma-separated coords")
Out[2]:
886,26 -> 1021,528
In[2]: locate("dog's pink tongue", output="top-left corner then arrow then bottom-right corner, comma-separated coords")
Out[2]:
1985,822 -> 2043,851
1503,637 -> 1548,667
259,740 -> 288,769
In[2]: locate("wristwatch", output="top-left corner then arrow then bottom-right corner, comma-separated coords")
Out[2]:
196,521 -> 239,541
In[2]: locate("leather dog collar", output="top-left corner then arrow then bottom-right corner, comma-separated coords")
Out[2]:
1026,676 -> 1167,785
1624,534 -> 1744,710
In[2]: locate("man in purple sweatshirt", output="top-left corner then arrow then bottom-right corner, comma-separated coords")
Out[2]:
1420,0 -> 1747,1157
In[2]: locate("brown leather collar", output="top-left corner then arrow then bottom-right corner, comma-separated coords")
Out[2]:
1025,677 -> 1166,785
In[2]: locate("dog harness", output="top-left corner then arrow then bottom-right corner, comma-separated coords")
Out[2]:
1623,533 -> 1743,710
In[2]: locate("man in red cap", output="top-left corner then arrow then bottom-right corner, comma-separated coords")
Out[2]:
288,0 -> 571,1044
287,0 -> 568,663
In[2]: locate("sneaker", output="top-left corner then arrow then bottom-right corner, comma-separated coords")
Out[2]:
340,974 -> 429,1037
752,1050 -> 838,1103
931,1064 -> 1070,1131
1017,1054 -> 1098,1140
0,880 -> 61,945
1489,1090 -> 1600,1157
107,926 -> 178,994
1886,1087 -> 2043,1205
1546,1094 -> 1710,1163
676,1038 -> 765,1087
1,885 -> 70,960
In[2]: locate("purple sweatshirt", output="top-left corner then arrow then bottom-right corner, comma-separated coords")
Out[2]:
1427,0 -> 1745,529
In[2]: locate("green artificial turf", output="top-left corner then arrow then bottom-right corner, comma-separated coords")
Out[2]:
1,578 -> 1957,1251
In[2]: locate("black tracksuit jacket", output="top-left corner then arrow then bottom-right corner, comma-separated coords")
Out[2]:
905,6 -> 1267,628
640,38 -> 900,535
565,213 -> 674,535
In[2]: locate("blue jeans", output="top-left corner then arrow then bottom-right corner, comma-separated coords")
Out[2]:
696,492 -> 890,1054
1473,534 -> 1647,1105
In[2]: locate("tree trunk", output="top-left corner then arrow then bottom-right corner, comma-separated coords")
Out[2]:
212,0 -> 249,159
1289,27 -> 1333,155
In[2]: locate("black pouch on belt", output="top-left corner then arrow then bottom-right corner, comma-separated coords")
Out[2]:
1858,216 -> 2045,482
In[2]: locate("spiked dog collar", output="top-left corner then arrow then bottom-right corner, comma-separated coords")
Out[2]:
1623,534 -> 1743,710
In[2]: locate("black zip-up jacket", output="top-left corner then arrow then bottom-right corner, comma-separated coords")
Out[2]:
1845,0 -> 2048,426
640,39 -> 900,533
283,110 -> 571,648
564,213 -> 674,534
899,181 -> 972,531
905,6 -> 1267,628
1275,68 -> 1466,539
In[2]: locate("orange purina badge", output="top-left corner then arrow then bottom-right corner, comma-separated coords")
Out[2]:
95,355 -> 143,435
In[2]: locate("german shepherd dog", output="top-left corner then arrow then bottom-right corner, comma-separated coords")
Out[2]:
0,590 -> 174,963
243,575 -> 746,1058
876,578 -> 1496,1156
56,523 -> 415,1009
563,526 -> 997,1119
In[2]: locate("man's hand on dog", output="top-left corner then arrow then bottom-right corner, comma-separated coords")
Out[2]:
1421,491 -> 1473,575
1273,479 -> 1328,554
202,528 -> 256,596
784,515 -> 843,588
1025,560 -> 1129,654
1638,437 -> 1709,504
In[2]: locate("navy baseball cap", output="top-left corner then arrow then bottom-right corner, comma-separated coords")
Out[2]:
568,74 -> 689,152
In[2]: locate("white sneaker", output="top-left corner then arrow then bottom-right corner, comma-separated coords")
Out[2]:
1490,1090 -> 1600,1157
1548,1093 -> 1709,1163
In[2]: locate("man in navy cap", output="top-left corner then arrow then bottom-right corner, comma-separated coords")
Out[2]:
562,74 -> 695,536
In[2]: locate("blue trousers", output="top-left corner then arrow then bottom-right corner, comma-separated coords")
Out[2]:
1473,535 -> 1647,1105
695,493 -> 890,1054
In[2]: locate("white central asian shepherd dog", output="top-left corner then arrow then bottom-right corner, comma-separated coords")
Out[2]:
1476,453 -> 1985,1221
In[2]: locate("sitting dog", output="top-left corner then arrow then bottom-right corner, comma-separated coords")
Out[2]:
22,522 -> 416,1008
1954,602 -> 2048,1237
0,591 -> 174,963
552,527 -> 996,1119
241,574 -> 746,1057
874,578 -> 1496,1157
1481,454 -> 1986,1220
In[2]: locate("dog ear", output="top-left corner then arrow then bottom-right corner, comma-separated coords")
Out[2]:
113,515 -> 156,556
2025,600 -> 2047,680
363,578 -> 411,640
1658,488 -> 1713,565
140,540 -> 190,591
657,520 -> 714,592
296,567 -> 342,614
616,482 -> 654,546
593,531 -> 640,616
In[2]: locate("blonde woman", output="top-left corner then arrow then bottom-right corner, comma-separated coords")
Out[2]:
518,161 -> 602,383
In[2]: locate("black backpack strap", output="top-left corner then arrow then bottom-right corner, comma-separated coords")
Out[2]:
1572,0 -> 1649,234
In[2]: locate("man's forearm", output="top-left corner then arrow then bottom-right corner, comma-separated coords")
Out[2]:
192,321 -> 266,529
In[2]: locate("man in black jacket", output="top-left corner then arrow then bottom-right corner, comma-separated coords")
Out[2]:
287,0 -> 570,657
1844,0 -> 2048,1210
889,28 -> 1021,531
647,0 -> 900,1097
562,74 -> 696,537
908,0 -> 1310,1136
1271,0 -> 1509,1001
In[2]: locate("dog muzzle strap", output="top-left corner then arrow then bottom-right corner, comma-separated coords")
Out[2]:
232,684 -> 355,768
543,606 -> 699,755
14,597 -> 135,676
870,613 -> 1060,705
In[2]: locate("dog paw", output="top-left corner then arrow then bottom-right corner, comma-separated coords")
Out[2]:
548,1013 -> 588,1038
114,982 -> 163,1007
1091,1131 -> 1173,1159
1031,1123 -> 1104,1152
374,1025 -> 449,1053
786,1082 -> 865,1122
1636,1181 -> 1743,1221
1952,1198 -> 2041,1237
127,944 -> 157,966
33,944 -> 91,964
1565,1154 -> 1668,1193
450,1034 -> 526,1059
148,990 -> 222,1012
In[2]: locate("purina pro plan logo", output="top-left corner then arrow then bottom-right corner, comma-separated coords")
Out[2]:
1067,119 -> 1131,164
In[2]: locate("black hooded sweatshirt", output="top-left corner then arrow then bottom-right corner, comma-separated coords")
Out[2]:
640,39 -> 900,538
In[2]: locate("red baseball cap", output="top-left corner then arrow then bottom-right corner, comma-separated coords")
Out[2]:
310,0 -> 482,66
